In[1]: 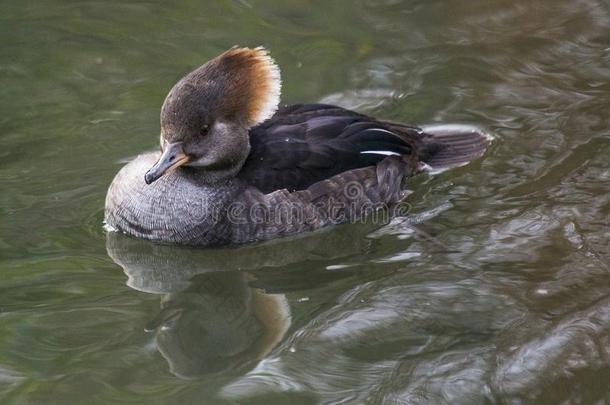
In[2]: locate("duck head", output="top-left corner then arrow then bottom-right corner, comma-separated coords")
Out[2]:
144,47 -> 281,185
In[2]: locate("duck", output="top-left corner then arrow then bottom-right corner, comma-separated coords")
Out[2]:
104,46 -> 491,246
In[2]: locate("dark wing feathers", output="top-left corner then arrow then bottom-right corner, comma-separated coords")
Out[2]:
238,104 -> 420,193
232,156 -> 417,244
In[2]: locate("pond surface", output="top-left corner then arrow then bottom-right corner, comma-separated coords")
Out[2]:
1,0 -> 609,403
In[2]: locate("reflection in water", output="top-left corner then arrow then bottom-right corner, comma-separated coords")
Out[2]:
105,223 -> 387,380
107,234 -> 292,379
150,273 -> 289,379
105,219 -> 426,384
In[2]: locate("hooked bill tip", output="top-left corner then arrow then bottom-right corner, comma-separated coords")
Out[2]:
144,171 -> 155,185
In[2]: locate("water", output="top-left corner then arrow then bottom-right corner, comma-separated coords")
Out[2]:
1,0 -> 609,403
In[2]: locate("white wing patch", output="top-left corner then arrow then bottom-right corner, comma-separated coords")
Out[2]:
359,128 -> 404,156
360,150 -> 402,156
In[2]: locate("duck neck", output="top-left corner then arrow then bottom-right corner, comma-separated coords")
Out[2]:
181,159 -> 246,185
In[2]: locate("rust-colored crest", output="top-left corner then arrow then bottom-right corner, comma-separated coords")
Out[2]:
217,46 -> 282,126
161,46 -> 281,135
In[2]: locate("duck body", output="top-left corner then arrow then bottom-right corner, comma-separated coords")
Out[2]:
104,48 -> 490,246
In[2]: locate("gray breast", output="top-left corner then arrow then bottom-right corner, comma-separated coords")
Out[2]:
104,152 -> 238,245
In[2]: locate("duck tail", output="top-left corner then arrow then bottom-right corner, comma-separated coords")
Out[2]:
416,124 -> 492,171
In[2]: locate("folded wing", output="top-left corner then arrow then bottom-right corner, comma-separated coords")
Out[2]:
238,104 -> 421,193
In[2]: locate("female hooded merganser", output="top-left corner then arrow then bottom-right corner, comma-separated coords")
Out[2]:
105,47 -> 491,246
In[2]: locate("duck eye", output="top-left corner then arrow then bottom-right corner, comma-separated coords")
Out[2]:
200,124 -> 209,136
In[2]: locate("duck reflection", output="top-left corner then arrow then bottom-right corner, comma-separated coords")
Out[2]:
106,224 -> 375,379
106,234 -> 292,378
148,272 -> 290,378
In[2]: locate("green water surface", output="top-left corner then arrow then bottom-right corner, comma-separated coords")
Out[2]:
1,0 -> 609,403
